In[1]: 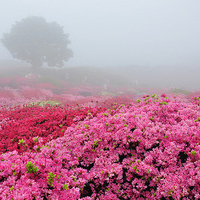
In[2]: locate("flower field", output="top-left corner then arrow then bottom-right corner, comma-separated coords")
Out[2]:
0,75 -> 200,199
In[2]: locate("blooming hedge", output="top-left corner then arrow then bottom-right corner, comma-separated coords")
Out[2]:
0,94 -> 199,199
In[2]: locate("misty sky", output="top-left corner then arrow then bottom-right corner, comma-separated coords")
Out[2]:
0,0 -> 200,67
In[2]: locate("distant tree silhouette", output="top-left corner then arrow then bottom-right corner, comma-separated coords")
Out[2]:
1,16 -> 73,71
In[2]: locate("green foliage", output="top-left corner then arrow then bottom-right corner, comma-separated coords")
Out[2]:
159,101 -> 168,105
62,183 -> 69,190
34,136 -> 39,143
27,100 -> 62,107
194,117 -> 200,122
92,140 -> 99,148
1,16 -> 73,69
18,139 -> 26,145
13,170 -> 17,176
26,161 -> 39,173
47,172 -> 56,186
191,150 -> 196,156
10,186 -> 14,191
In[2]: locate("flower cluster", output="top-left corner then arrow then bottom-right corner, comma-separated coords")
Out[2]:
0,94 -> 199,199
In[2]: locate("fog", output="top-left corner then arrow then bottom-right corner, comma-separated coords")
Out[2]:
0,0 -> 200,90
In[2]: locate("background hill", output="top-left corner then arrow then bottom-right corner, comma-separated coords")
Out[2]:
0,60 -> 199,91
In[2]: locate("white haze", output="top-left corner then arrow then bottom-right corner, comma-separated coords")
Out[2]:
0,0 -> 200,90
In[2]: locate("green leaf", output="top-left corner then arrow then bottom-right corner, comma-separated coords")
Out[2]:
47,172 -> 56,186
26,161 -> 39,173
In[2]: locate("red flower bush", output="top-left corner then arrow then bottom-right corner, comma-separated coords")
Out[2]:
0,104 -> 106,154
0,94 -> 199,199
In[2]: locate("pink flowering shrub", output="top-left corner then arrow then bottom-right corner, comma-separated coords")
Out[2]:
19,88 -> 46,99
189,94 -> 200,106
0,89 -> 15,99
0,94 -> 199,199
